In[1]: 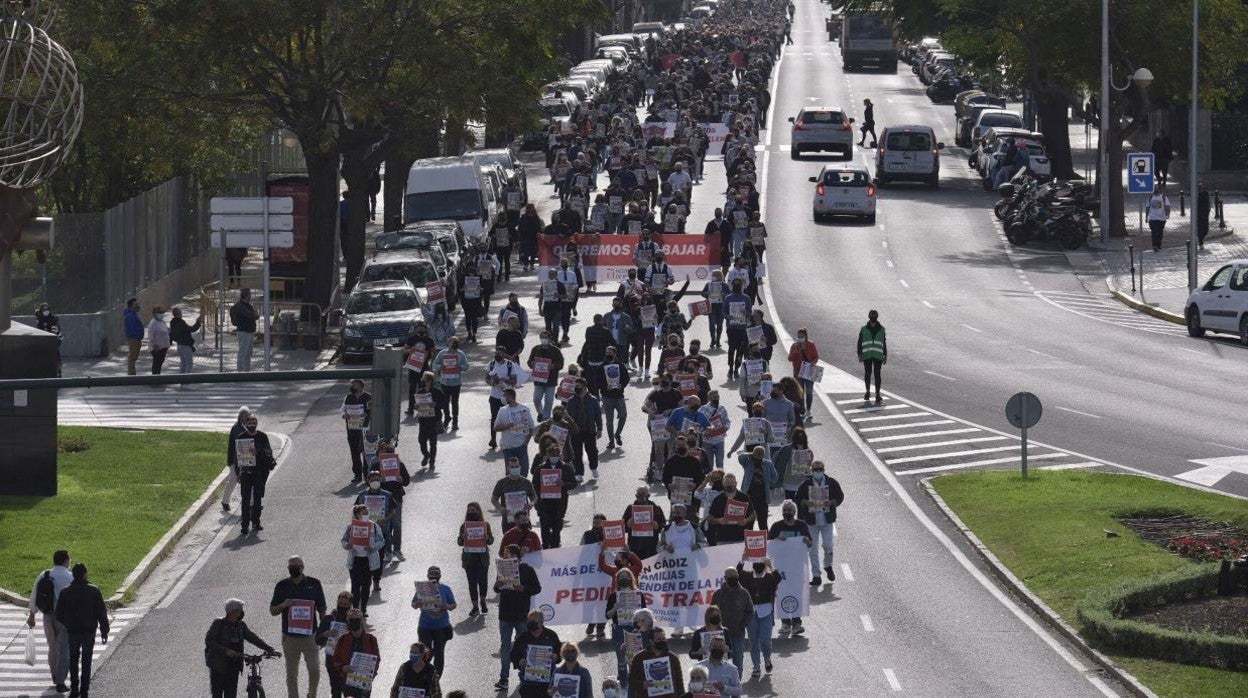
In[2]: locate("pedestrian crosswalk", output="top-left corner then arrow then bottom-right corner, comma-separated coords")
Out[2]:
57,381 -> 328,431
831,395 -> 1103,476
0,604 -> 148,697
1036,290 -> 1188,337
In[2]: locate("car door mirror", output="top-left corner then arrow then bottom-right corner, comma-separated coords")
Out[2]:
808,176 -> 817,183
787,117 -> 795,123
849,117 -> 856,124
936,142 -> 945,149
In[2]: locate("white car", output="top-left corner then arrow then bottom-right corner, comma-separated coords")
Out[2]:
810,165 -> 877,223
1185,260 -> 1248,343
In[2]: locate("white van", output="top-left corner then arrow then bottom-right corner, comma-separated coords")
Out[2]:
404,156 -> 497,241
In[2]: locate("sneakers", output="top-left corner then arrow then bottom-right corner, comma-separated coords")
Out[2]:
792,621 -> 806,636
253,523 -> 264,532
863,392 -> 871,401
469,606 -> 479,618
221,501 -> 230,513
494,678 -> 508,691
765,660 -> 773,673
241,524 -> 249,535
875,395 -> 883,405
586,624 -> 595,636
590,468 -> 599,480
825,564 -> 836,581
810,575 -> 822,586
481,602 -> 488,615
394,550 -> 405,561
596,625 -> 606,638
750,667 -> 761,679
778,620 -> 791,637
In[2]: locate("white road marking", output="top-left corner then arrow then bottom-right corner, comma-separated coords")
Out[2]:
850,412 -> 932,423
1206,442 -> 1248,454
840,563 -> 854,581
1179,347 -> 1205,355
895,452 -> 1071,475
876,436 -> 1008,454
859,419 -> 955,433
843,404 -> 910,414
960,323 -> 982,333
899,279 -> 910,288
868,428 -> 979,443
883,668 -> 902,692
1055,405 -> 1103,419
886,445 -> 1020,465
1039,462 -> 1102,471
1176,455 -> 1248,487
1026,348 -> 1060,361
881,241 -> 888,248
920,300 -> 935,309
860,614 -> 875,632
886,259 -> 895,268
922,370 -> 955,381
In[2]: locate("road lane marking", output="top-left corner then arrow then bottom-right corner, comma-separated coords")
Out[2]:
850,412 -> 932,422
1206,442 -> 1248,453
1055,405 -> 1103,419
881,241 -> 888,248
1026,348 -> 1060,360
1040,462 -> 1102,471
1179,347 -> 1205,355
960,323 -> 982,333
860,614 -> 875,632
876,436 -> 1008,454
859,419 -> 955,433
922,370 -> 955,381
883,668 -> 902,692
843,404 -> 910,414
895,452 -> 1070,475
840,563 -> 855,581
886,445 -> 1019,465
868,428 -> 978,443
886,259 -> 895,268
920,300 -> 935,308
899,279 -> 910,288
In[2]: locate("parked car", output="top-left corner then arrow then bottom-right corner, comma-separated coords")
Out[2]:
919,52 -> 958,84
954,91 -> 1006,121
405,155 -> 499,241
543,80 -> 591,103
631,21 -> 665,38
810,165 -> 877,223
788,106 -> 856,159
341,280 -> 424,362
874,125 -> 943,188
358,251 -> 445,309
968,109 -> 1025,155
470,148 -> 528,204
1185,261 -> 1248,343
975,128 -> 1045,176
957,102 -> 1010,146
374,229 -> 459,309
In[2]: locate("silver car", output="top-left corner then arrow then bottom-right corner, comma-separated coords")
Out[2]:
789,106 -> 856,159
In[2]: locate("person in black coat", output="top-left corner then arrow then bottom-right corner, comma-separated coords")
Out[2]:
518,204 -> 543,271
1197,180 -> 1211,249
55,564 -> 109,698
233,412 -> 277,535
205,598 -> 278,698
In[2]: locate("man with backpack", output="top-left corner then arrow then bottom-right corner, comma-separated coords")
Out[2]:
26,549 -> 74,694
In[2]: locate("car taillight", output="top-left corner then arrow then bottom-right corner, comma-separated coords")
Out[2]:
816,183 -> 825,196
841,120 -> 851,131
794,120 -> 806,131
867,184 -> 876,197
932,149 -> 940,158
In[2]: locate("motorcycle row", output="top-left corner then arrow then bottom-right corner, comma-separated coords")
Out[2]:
994,171 -> 1098,250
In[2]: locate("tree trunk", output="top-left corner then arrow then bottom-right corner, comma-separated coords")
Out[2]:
383,147 -> 414,232
302,148 -> 341,310
1036,90 -> 1077,180
1106,130 -> 1127,237
340,147 -> 372,293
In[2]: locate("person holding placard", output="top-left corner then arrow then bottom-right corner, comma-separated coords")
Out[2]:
722,279 -> 752,379
341,380 -> 373,484
316,591 -> 353,698
355,472 -> 398,588
221,406 -> 252,512
698,391 -> 731,472
509,610 -> 561,697
551,642 -> 594,698
597,345 -> 631,450
331,608 -> 379,697
492,387 -> 533,474
269,555 -> 327,698
727,403 -> 774,461
688,605 -> 731,664
760,382 -> 795,459
554,259 -> 580,342
737,446 -> 780,532
661,434 -> 705,497
563,379 -> 603,480
532,443 -> 577,548
769,501 -> 812,638
403,322 -> 436,417
431,338 -> 468,431
781,428 -> 813,500
787,328 -> 820,417
746,310 -> 777,363
456,502 -> 494,618
500,510 -> 543,554
622,487 -> 666,558
234,413 -> 276,535
694,633 -> 743,697
605,568 -> 647,684
518,203 -> 542,271
628,627 -> 684,698
412,566 -> 457,676
527,330 -> 565,421
340,505 -> 386,618
386,641 -> 441,698
736,557 -> 781,679
707,474 -> 755,544
472,243 -> 501,313
493,545 -> 542,692
795,461 -> 845,587
491,458 -> 536,532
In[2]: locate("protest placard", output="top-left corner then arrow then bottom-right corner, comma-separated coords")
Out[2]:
363,495 -> 387,522
462,521 -> 488,552
604,364 -> 622,389
649,417 -> 669,442
504,491 -> 529,514
809,485 -> 830,512
398,688 -> 427,698
287,599 -> 316,636
555,375 -> 577,401
496,557 -> 520,587
426,281 -> 445,306
414,580 -> 440,612
379,454 -> 401,482
615,588 -> 642,624
235,438 -> 256,470
791,449 -> 813,477
640,305 -> 658,329
523,645 -> 554,683
551,674 -> 580,698
669,477 -> 694,507
743,417 -> 767,445
345,404 -> 366,430
344,652 -> 379,690
728,301 -> 748,325
643,656 -> 675,696
463,276 -> 481,299
724,499 -> 749,525
744,530 -> 768,559
350,520 -> 371,551
415,393 -> 435,419
746,325 -> 764,346
539,469 -> 562,500
688,299 -> 710,317
440,353 -> 460,377
531,357 -> 552,383
602,520 -> 627,551
707,281 -> 724,303
548,423 -> 568,445
322,619 -> 347,657
477,259 -> 495,279
664,355 -> 682,375
705,413 -> 727,439
744,359 -> 765,382
630,505 -> 655,537
651,272 -> 668,291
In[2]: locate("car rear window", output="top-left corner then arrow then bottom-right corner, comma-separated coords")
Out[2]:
360,262 -> 438,286
805,111 -> 845,124
886,131 -> 932,151
347,290 -> 418,314
981,113 -> 1023,128
823,171 -> 871,186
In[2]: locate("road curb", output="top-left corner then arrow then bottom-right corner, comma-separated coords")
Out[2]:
0,433 -> 290,610
918,476 -> 1159,698
1105,275 -> 1186,325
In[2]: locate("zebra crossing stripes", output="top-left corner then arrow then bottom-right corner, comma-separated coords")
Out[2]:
57,382 -> 325,431
1036,290 -> 1188,337
831,395 -> 1101,476
0,605 -> 148,697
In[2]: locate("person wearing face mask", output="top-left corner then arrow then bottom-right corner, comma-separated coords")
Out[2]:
579,514 -> 611,638
472,243 -> 501,313
531,443 -> 577,548
458,259 -> 485,343
795,460 -> 845,587
355,471 -> 398,589
553,258 -> 578,343
605,569 -> 647,684
660,503 -> 704,555
738,446 -> 779,531
603,297 -> 636,361
370,441 -> 411,559
331,608 -> 379,697
665,395 -> 710,439
661,435 -> 705,497
623,487 -> 668,559
551,641 -> 594,698
147,305 -> 171,375
692,634 -> 742,697
429,337 -> 468,430
709,569 -> 752,675
316,592 -> 354,698
563,378 -> 603,480
509,610 -> 562,697
722,279 -> 752,379
497,292 -> 530,335
168,306 -> 203,374
234,413 -> 276,536
688,604 -> 729,663
628,627 -> 684,698
656,333 -> 685,379
403,322 -> 437,416
413,566 -> 457,676
683,339 -> 713,381
269,555 -> 327,698
494,545 -> 542,691
412,372 -> 447,469
856,309 -> 887,405
341,380 -> 373,484
496,315 -> 526,363
527,330 -> 565,421
735,556 -> 781,679
457,502 -> 495,618
760,380 -> 795,461
768,500 -> 812,637
747,310 -> 777,363
493,387 -> 534,475
707,474 -> 755,544
340,504 -> 386,618
538,268 -> 566,339
491,457 -> 536,531
535,410 -> 576,464
601,677 -> 622,698
787,327 -> 819,419
727,402 -> 774,461
578,314 -> 613,392
698,391 -> 730,472
205,598 -> 278,698
221,405 -> 252,513
387,641 -> 441,698
501,510 -> 543,554
597,345 -> 631,450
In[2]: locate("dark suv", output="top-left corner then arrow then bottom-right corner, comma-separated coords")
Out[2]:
341,280 -> 424,363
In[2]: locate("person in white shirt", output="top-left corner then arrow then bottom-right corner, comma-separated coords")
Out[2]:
1146,183 -> 1172,252
26,550 -> 74,693
492,387 -> 534,476
147,306 -> 172,375
667,162 -> 692,203
486,347 -> 521,449
695,635 -> 743,697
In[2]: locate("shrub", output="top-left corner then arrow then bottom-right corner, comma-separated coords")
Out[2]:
57,434 -> 92,453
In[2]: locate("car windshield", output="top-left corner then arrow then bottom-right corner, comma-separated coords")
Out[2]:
346,290 -> 418,314
886,131 -> 932,151
823,171 -> 870,186
376,232 -> 433,251
437,237 -> 457,257
981,113 -> 1023,128
360,262 -> 439,286
805,111 -> 844,124
847,15 -> 892,39
541,102 -> 571,118
405,190 -> 481,222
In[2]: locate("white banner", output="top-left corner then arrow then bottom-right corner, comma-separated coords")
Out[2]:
525,538 -> 810,628
697,123 -> 731,160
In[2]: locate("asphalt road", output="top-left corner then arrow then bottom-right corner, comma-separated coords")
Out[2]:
767,0 -> 1248,497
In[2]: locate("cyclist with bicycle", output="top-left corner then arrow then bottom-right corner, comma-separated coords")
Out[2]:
204,598 -> 279,698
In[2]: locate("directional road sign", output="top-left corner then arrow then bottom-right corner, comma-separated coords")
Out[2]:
210,230 -> 294,248
209,213 -> 295,232
1005,392 -> 1042,429
1176,456 -> 1248,488
209,197 -> 294,215
1127,152 -> 1155,194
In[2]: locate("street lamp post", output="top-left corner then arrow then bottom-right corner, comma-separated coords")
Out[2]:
1188,0 -> 1200,291
1099,0 -> 1154,242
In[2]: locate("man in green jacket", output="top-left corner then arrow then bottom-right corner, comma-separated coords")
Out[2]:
856,310 -> 887,405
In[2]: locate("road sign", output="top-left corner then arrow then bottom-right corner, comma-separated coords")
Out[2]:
1176,456 -> 1248,488
1127,153 -> 1155,194
209,197 -> 294,215
209,213 -> 295,232
1005,392 -> 1042,428
210,230 -> 294,248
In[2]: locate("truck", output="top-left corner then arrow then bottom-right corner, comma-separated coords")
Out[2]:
840,10 -> 897,72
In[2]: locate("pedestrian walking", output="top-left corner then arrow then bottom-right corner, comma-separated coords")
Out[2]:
1146,184 -> 1172,252
342,379 -> 373,483
532,442 -> 577,547
486,348 -> 523,449
169,307 -> 203,374
510,609 -> 562,698
123,297 -> 144,376
330,608 -> 379,698
856,309 -> 887,404
493,544 -> 542,692
432,338 -> 468,431
491,457 -> 536,532
204,599 -> 278,698
787,327 -> 818,418
857,98 -> 876,147
147,306 -> 171,375
315,591 -> 353,698
628,627 -> 683,698
707,474 -> 755,544
737,557 -> 780,679
1197,180 -> 1211,249
493,387 -> 535,475
737,446 -> 779,531
795,460 -> 845,587
387,642 -> 441,697
501,510 -> 543,554
458,501 -> 495,618
403,321 -> 436,416
355,471 -> 398,589
624,486 -> 668,559
220,406 -> 251,513
366,168 -> 381,221
340,504 -> 386,617
688,605 -> 731,663
232,412 -> 276,535
269,556 -> 327,698
1151,130 -> 1174,186
412,372 -> 447,469
564,378 -> 603,479
527,330 -> 565,421
413,566 -> 457,676
694,634 -> 742,697
551,642 -> 594,698
230,289 -> 258,372
709,568 -> 752,675
25,549 -> 73,694
768,501 -> 811,637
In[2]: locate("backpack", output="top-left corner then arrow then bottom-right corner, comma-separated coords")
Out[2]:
34,570 -> 55,614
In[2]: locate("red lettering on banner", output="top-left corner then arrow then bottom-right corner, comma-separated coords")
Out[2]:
539,233 -> 722,281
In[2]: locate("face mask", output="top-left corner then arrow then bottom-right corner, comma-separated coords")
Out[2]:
813,470 -> 825,478
288,566 -> 302,578
519,522 -> 531,531
710,648 -> 725,661
690,681 -> 705,692
368,481 -> 380,491
753,562 -> 766,574
673,515 -> 685,524
576,387 -> 587,395
604,690 -> 618,698
348,619 -> 362,631
724,485 -> 736,494
784,512 -> 795,521
676,447 -> 688,455
706,614 -> 721,626
726,577 -> 740,588
652,640 -> 668,653
466,512 -> 482,521
410,653 -> 424,664
526,621 -> 541,633
508,468 -> 521,477
562,653 -> 578,663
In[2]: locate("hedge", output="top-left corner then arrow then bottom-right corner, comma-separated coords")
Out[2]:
1077,564 -> 1248,671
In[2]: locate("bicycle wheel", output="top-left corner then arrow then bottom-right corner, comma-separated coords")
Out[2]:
247,681 -> 265,698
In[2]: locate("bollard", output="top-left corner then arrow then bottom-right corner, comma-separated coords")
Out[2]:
1128,244 -> 1136,293
1179,190 -> 1186,217
1140,251 -> 1146,302
1216,190 -> 1226,229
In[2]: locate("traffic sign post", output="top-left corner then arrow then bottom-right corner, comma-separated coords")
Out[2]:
1127,152 -> 1155,194
1005,392 -> 1043,478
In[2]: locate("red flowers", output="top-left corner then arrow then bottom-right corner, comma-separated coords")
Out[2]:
1165,534 -> 1248,562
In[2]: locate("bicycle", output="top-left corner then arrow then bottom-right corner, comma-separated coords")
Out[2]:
243,651 -> 281,698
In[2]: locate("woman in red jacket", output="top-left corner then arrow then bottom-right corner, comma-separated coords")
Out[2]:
787,327 -> 819,419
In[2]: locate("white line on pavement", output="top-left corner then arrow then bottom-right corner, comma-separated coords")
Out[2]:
885,445 -> 1019,465
922,370 -> 955,381
1179,347 -> 1205,355
876,436 -> 1007,454
850,412 -> 932,423
895,452 -> 1071,475
960,323 -> 982,333
867,428 -> 978,443
1055,405 -> 1103,419
843,404 -> 910,414
1039,462 -> 1102,471
920,300 -> 935,309
883,668 -> 902,692
899,279 -> 910,288
860,614 -> 875,632
886,259 -> 895,268
840,563 -> 854,582
858,419 -> 953,432
1206,441 -> 1248,453
1026,348 -> 1061,361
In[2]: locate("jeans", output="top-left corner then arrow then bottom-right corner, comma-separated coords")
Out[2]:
463,554 -> 490,608
418,425 -> 438,466
388,500 -> 404,552
533,384 -> 556,421
1149,219 -> 1166,250
574,432 -> 598,475
747,610 -> 774,669
610,624 -> 630,682
151,347 -> 169,374
67,632 -> 94,695
602,396 -> 627,443
489,397 -> 504,445
239,471 -> 266,526
237,331 -> 253,371
442,385 -> 461,426
498,620 -> 523,680
705,440 -> 725,470
210,667 -> 241,698
725,628 -> 747,674
726,327 -> 746,373
809,522 -> 835,573
503,446 -> 530,477
177,344 -> 195,373
325,652 -> 344,698
749,491 -> 769,531
347,429 -> 365,477
799,377 -> 815,413
417,626 -> 450,676
126,339 -> 141,375
537,502 -> 565,548
282,634 -> 320,698
349,556 -> 373,616
709,309 -> 724,346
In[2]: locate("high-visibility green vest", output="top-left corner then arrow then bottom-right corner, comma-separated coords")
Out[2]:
859,324 -> 886,360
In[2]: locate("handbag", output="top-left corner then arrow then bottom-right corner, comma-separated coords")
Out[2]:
24,627 -> 35,666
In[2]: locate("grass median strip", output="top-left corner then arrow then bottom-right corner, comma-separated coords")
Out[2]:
930,470 -> 1248,698
0,426 -> 226,599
